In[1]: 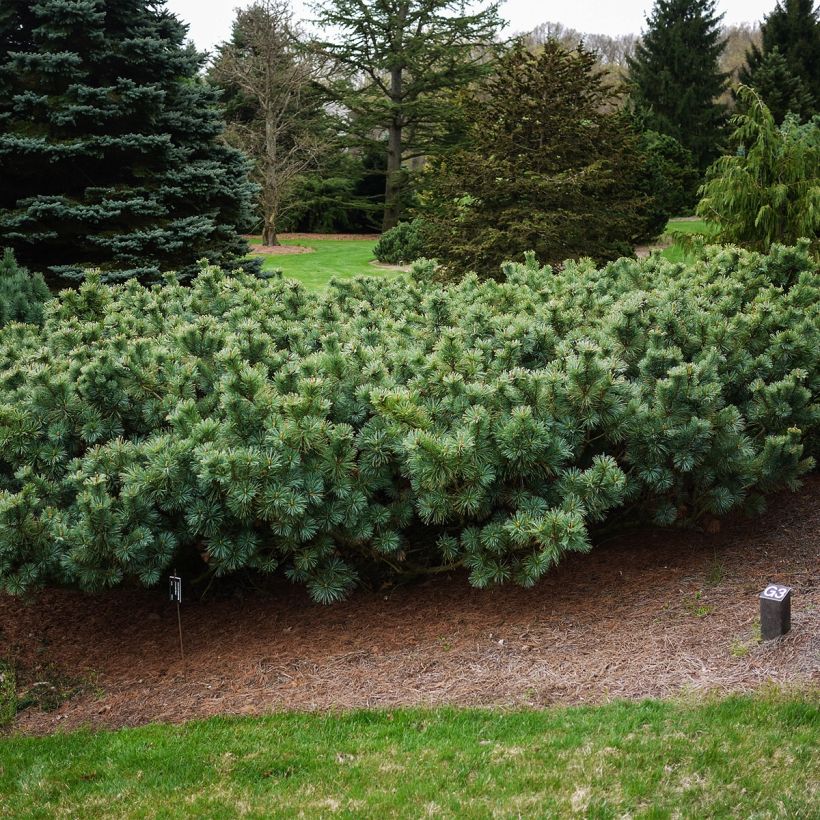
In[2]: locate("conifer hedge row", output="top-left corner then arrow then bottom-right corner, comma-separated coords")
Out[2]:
1,243 -> 817,601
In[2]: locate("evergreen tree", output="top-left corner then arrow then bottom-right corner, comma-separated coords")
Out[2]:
638,130 -> 701,218
627,0 -> 728,170
697,85 -> 819,252
420,42 -> 663,276
740,0 -> 820,120
311,0 -> 503,231
0,0 -> 258,284
743,47 -> 815,123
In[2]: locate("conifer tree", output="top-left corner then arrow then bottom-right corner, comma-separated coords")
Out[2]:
420,41 -> 662,276
697,85 -> 819,252
740,0 -> 820,121
628,0 -> 728,170
311,0 -> 503,231
742,47 -> 815,123
0,0 -> 258,284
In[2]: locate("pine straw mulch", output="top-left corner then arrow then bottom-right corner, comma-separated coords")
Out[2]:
2,477 -> 818,735
250,244 -> 314,255
278,233 -> 380,241
245,232 -> 380,255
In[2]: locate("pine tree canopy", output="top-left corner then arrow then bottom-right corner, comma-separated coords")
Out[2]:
740,0 -> 820,121
628,0 -> 728,170
0,0 -> 258,284
1,243 -> 817,600
744,47 -> 815,123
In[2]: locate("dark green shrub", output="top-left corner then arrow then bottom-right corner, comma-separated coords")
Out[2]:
0,242 -> 817,601
420,42 -> 660,277
373,221 -> 426,264
639,130 -> 701,222
0,249 -> 50,329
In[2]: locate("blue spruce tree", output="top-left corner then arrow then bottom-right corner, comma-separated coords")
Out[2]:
0,0 -> 258,284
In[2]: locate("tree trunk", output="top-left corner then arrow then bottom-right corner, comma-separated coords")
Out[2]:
262,219 -> 279,246
263,95 -> 280,246
383,119 -> 403,231
383,54 -> 404,232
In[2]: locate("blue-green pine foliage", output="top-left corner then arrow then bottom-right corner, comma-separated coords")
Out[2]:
0,244 -> 817,601
0,249 -> 51,329
0,0 -> 258,284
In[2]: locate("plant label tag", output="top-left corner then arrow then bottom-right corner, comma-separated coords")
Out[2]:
169,574 -> 182,603
759,583 -> 792,640
760,584 -> 790,602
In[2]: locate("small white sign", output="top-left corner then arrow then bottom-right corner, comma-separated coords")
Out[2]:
760,584 -> 790,602
169,575 -> 182,603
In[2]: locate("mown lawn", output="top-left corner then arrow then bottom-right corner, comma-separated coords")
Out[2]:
255,237 -> 396,290
1,695 -> 818,818
250,219 -> 716,289
662,218 -> 719,263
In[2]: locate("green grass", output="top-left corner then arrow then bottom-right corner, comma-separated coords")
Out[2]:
664,218 -> 711,235
248,218 -> 714,290
662,218 -> 718,263
1,695 -> 818,817
253,238 -> 399,290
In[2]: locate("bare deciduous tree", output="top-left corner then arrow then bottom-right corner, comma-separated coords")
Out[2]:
211,0 -> 326,246
525,21 -> 638,87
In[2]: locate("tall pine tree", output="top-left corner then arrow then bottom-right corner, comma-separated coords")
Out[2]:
0,0 -> 258,284
740,0 -> 820,121
627,0 -> 728,170
311,0 -> 503,231
742,47 -> 815,123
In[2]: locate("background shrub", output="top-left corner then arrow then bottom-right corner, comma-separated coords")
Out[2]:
373,220 -> 427,264
639,130 -> 701,220
0,249 -> 50,330
0,243 -> 817,601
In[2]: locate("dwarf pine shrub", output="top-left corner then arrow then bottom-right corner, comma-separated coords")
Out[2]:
0,242 -> 817,601
0,249 -> 50,329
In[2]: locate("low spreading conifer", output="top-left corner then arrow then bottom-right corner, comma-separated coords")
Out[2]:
0,243 -> 817,600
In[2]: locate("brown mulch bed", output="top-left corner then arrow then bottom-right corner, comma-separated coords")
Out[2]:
635,239 -> 673,258
370,260 -> 412,272
243,233 -> 380,243
250,243 -> 314,255
2,478 -> 818,735
279,232 -> 380,241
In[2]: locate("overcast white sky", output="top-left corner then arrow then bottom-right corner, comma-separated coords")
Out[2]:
165,0 -> 775,53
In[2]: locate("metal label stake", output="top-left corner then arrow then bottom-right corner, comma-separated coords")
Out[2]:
169,571 -> 184,662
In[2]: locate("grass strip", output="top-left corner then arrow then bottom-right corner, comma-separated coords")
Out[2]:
1,694 -> 818,818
